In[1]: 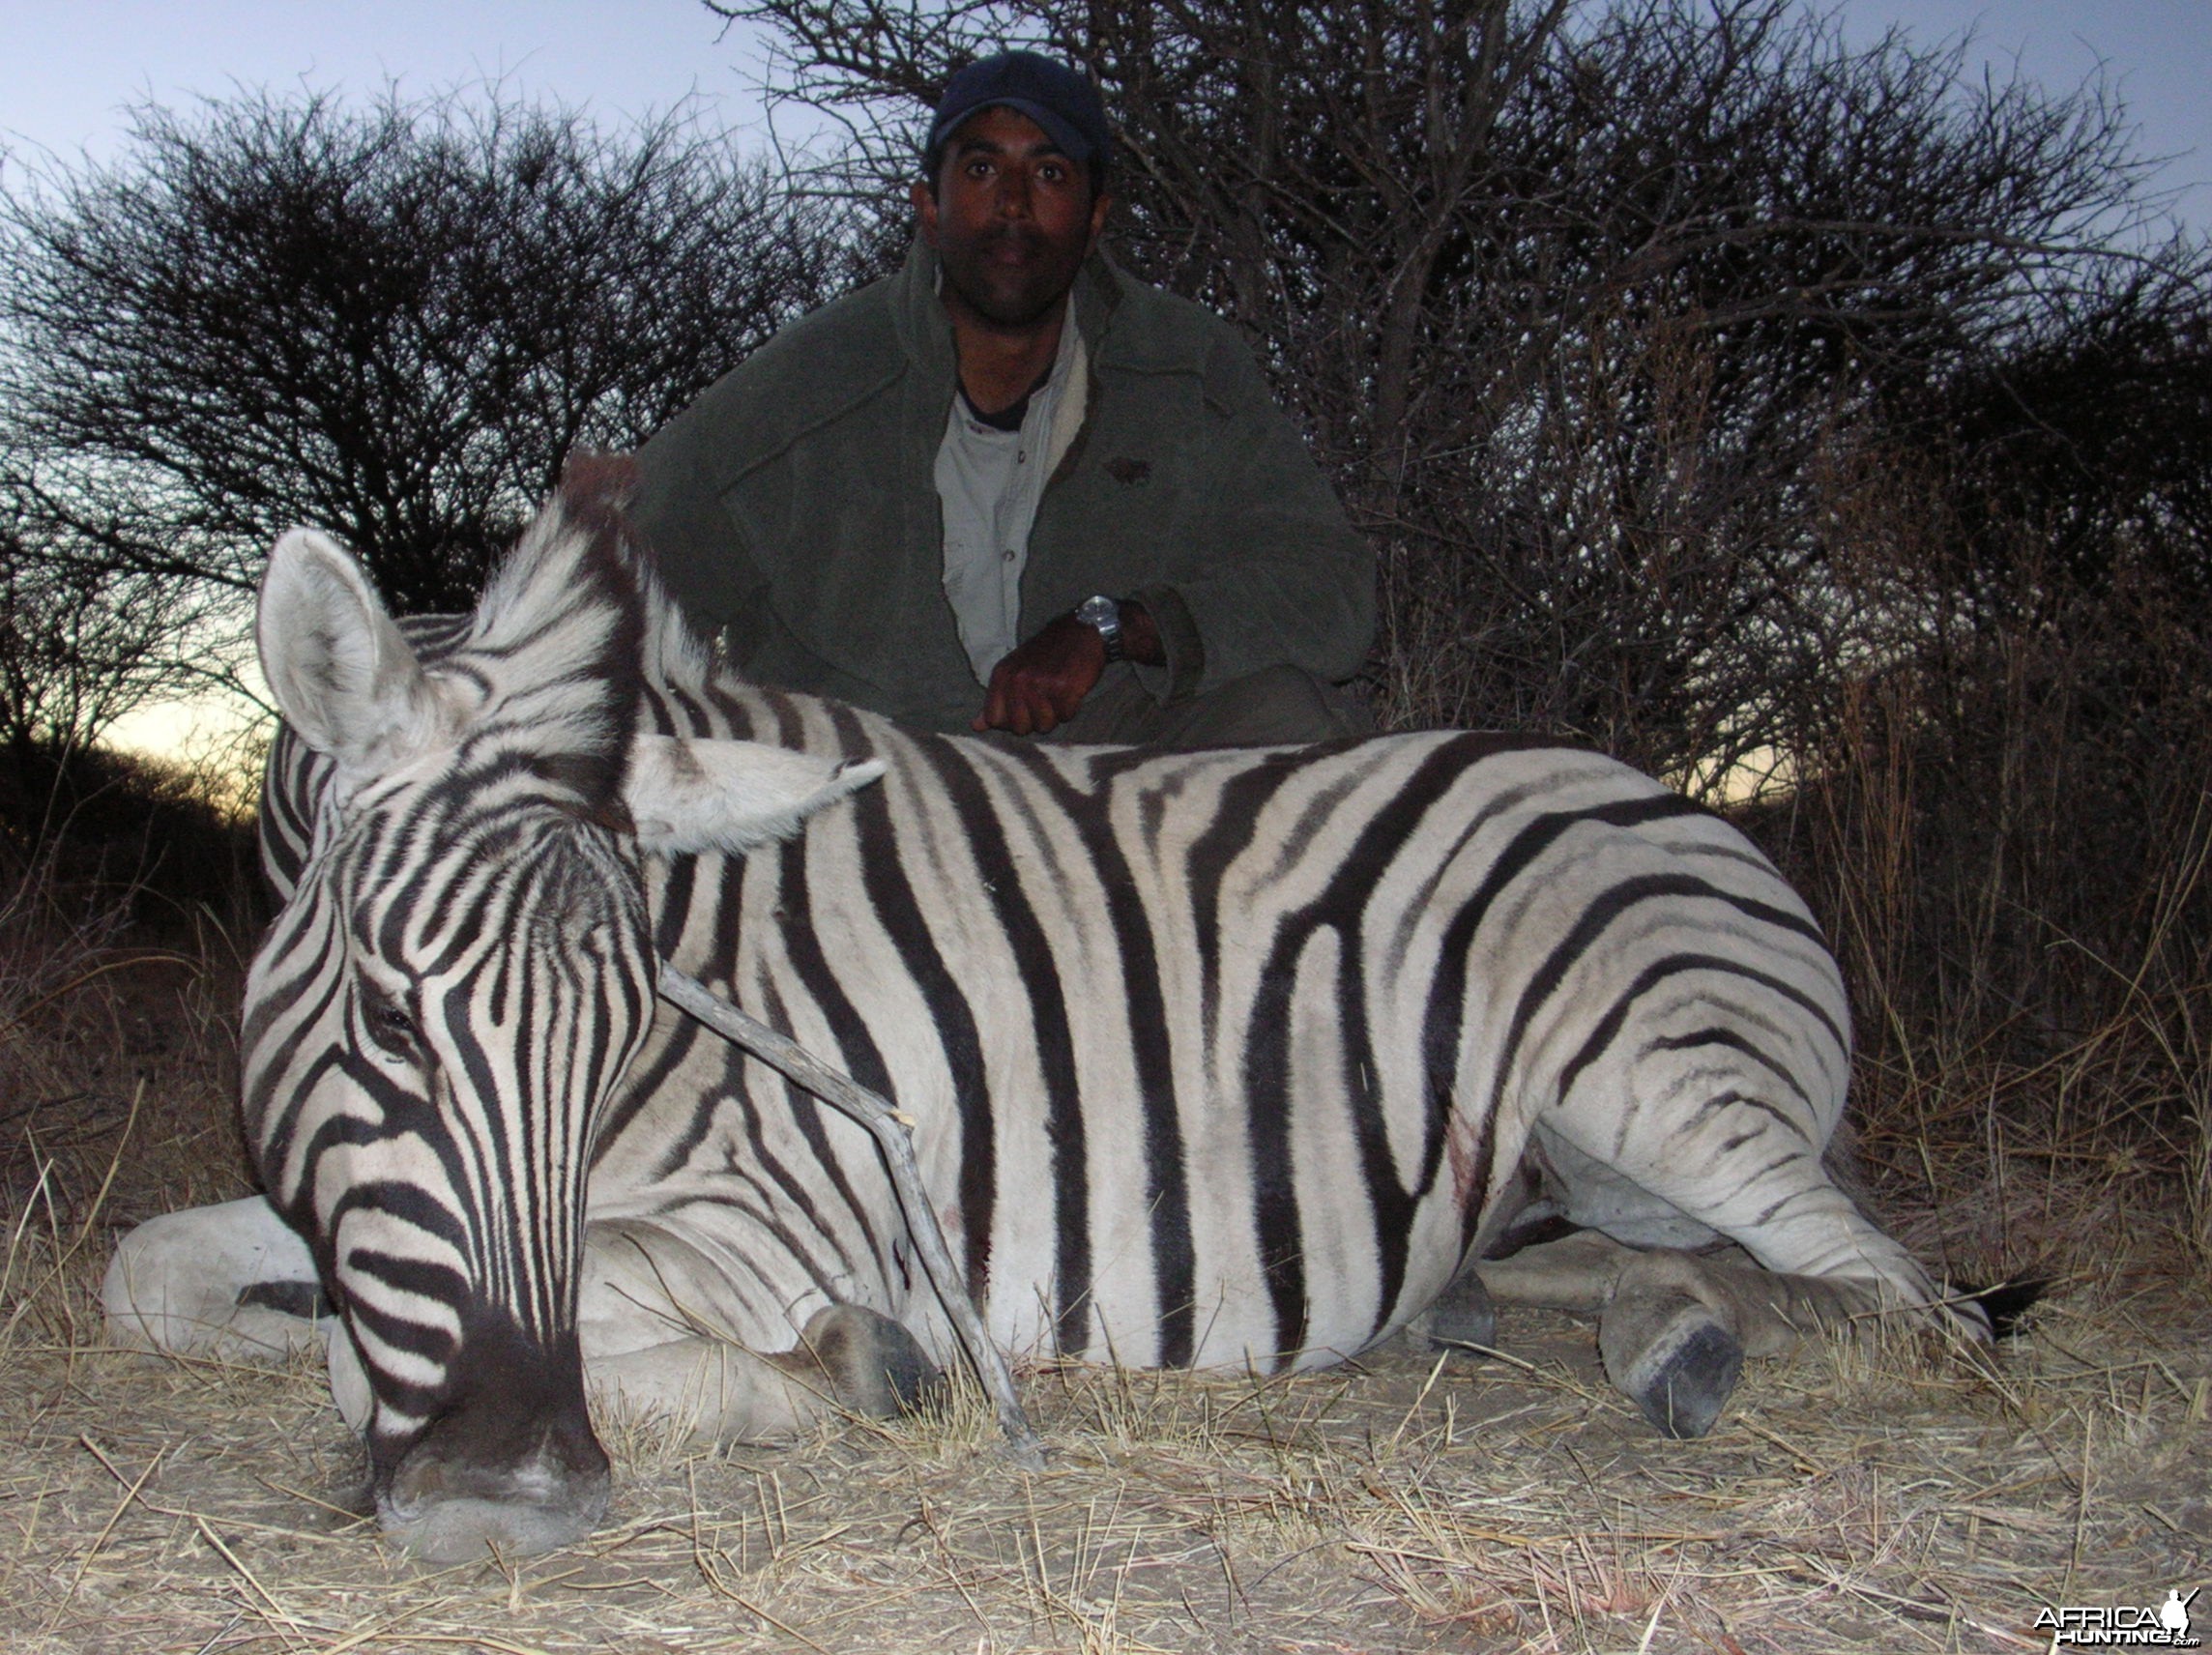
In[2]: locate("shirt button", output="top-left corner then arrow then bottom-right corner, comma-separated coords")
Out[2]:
1002,549 -> 1016,562
1017,450 -> 1028,463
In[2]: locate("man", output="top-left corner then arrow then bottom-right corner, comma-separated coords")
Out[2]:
634,51 -> 1373,744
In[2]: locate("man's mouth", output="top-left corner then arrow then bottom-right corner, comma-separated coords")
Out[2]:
980,229 -> 1045,266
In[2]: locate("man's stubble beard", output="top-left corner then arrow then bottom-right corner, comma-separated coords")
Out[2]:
939,223 -> 1088,332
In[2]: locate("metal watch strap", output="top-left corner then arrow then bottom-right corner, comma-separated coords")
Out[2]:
1075,594 -> 1124,662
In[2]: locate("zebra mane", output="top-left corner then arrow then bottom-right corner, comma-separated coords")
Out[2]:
627,529 -> 715,704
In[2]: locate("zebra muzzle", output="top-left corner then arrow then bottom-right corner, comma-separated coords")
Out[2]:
379,1430 -> 610,1562
367,1321 -> 611,1562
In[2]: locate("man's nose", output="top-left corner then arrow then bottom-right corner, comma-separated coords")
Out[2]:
995,166 -> 1033,217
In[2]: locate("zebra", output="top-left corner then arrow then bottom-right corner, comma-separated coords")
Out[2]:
104,459 -> 1990,1562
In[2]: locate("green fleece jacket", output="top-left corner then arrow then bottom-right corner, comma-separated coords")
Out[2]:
632,242 -> 1374,734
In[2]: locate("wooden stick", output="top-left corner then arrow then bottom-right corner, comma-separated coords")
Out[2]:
655,961 -> 1046,1469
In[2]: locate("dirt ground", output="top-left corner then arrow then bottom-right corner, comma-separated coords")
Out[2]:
2,958 -> 2206,1654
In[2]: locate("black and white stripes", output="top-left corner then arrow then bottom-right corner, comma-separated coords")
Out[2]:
213,467 -> 1961,1553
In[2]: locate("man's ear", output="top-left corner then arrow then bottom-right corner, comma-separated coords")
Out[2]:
1086,188 -> 1112,254
911,177 -> 940,247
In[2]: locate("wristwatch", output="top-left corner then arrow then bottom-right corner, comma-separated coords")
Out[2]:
1074,594 -> 1124,662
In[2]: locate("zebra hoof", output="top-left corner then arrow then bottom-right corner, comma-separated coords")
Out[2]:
1600,1290 -> 1744,1440
1425,1268 -> 1498,1359
801,1305 -> 945,1416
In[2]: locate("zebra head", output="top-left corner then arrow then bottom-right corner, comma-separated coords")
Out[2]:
244,461 -> 884,1559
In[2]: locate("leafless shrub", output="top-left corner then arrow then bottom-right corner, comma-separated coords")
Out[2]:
0,83 -> 859,642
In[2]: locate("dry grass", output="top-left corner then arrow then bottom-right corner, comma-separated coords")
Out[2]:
3,936 -> 2207,1653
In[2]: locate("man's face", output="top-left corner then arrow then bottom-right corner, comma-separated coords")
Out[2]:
913,105 -> 1110,332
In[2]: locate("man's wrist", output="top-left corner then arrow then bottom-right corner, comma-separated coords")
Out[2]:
1072,595 -> 1162,667
1117,599 -> 1162,666
1073,594 -> 1124,662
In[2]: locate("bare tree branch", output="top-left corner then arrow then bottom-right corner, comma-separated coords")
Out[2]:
0,83 -> 859,624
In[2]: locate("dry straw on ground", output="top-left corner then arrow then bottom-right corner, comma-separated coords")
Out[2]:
3,928 -> 2206,1653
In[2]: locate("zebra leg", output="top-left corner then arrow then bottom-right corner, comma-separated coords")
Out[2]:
1423,1163 -> 1568,1359
1531,1041 -> 1993,1403
102,1195 -> 328,1362
1546,1116 -> 1989,1343
1422,1259 -> 1499,1356
1477,1232 -> 1752,1438
587,1307 -> 942,1443
1479,1230 -> 1926,1437
575,1220 -> 942,1444
1475,1227 -> 1634,1314
1596,1254 -> 1748,1441
1604,1241 -> 1970,1436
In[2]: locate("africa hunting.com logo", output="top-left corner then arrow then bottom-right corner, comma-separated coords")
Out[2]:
2036,1588 -> 2199,1648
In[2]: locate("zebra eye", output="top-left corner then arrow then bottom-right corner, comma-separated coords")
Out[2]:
362,990 -> 421,1057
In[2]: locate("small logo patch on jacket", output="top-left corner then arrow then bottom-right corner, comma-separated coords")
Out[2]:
1106,457 -> 1152,485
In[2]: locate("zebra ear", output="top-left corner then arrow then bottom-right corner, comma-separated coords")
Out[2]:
259,529 -> 445,776
625,735 -> 886,855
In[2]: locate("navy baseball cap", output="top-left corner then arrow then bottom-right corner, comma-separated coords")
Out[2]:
924,50 -> 1111,180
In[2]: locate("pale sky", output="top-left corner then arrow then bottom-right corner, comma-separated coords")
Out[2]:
5,2 -> 2205,219
0,2 -> 783,164
2,1 -> 2204,759
1833,0 -> 2212,229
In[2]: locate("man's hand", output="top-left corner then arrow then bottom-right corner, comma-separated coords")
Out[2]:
974,612 -> 1106,735
974,600 -> 1162,736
